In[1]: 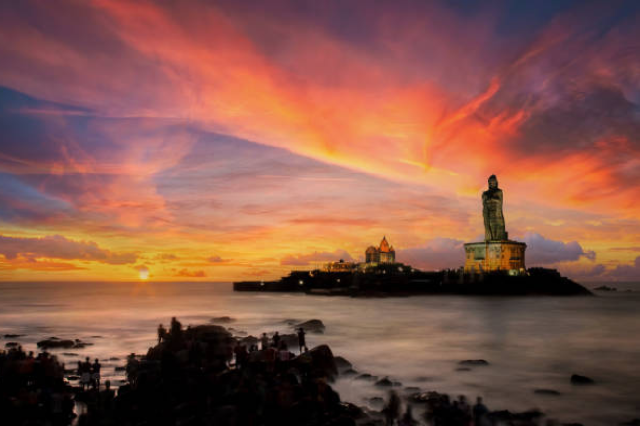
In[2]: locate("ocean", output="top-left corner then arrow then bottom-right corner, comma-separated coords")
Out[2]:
1,281 -> 639,425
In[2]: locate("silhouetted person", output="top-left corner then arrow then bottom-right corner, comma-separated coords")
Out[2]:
80,357 -> 91,391
473,396 -> 489,426
399,404 -> 417,426
272,331 -> 280,348
92,358 -> 101,389
170,317 -> 182,340
260,332 -> 269,350
157,323 -> 167,344
234,342 -> 248,370
383,390 -> 400,426
297,327 -> 307,353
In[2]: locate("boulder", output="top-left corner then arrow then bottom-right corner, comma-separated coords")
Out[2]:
458,359 -> 489,366
334,356 -> 352,373
5,342 -> 19,348
342,368 -> 358,376
374,377 -> 393,387
355,373 -> 378,382
295,319 -> 325,333
294,344 -> 338,380
534,389 -> 561,395
37,338 -> 92,349
239,335 -> 259,347
211,316 -> 235,323
368,397 -> 384,408
4,334 -> 25,338
570,374 -> 595,385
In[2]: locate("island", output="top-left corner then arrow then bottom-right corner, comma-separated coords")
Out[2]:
235,176 -> 592,297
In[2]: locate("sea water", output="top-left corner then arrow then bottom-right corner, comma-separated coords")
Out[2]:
1,281 -> 639,425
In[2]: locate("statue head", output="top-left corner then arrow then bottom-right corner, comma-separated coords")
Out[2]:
488,174 -> 498,189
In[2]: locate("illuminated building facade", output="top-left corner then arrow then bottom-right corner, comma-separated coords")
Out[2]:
365,236 -> 396,264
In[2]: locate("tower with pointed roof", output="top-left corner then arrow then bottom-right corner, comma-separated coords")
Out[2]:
365,236 -> 396,264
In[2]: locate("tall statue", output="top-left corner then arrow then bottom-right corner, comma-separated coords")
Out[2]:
482,175 -> 507,241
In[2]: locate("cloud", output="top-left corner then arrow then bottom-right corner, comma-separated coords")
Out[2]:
523,232 -> 595,265
606,256 -> 640,281
207,255 -> 225,263
175,268 -> 206,278
0,234 -> 136,264
397,238 -> 466,270
155,253 -> 179,261
280,250 -> 354,266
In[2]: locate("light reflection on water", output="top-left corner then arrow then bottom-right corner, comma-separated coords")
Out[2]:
1,281 -> 640,425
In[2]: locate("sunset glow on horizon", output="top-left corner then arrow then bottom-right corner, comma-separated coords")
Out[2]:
0,0 -> 638,282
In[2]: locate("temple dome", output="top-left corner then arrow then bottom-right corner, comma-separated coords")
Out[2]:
365,246 -> 378,254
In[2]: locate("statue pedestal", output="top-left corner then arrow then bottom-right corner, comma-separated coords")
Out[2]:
464,240 -> 526,274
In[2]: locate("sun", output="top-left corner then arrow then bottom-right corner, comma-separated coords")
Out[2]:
138,268 -> 149,280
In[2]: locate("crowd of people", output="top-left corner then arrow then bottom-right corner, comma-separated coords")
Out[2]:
77,357 -> 101,391
0,345 -> 75,425
231,327 -> 309,372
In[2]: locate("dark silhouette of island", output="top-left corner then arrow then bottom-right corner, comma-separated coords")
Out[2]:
234,265 -> 592,296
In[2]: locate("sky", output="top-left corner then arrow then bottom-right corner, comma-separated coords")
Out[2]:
0,0 -> 639,282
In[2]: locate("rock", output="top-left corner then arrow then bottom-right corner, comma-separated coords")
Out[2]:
355,373 -> 378,381
404,386 -> 420,392
393,381 -> 402,386
61,352 -> 79,356
375,377 -> 393,387
283,319 -> 299,325
571,374 -> 595,385
368,397 -> 384,407
66,375 -> 80,381
5,342 -> 19,348
115,366 -> 126,371
37,338 -> 75,349
458,359 -> 489,366
295,319 -> 325,333
37,338 -> 92,349
534,389 -> 561,395
338,402 -> 366,420
488,410 -> 544,424
334,356 -> 352,373
409,391 -> 446,404
342,368 -> 358,376
90,335 -> 103,338
594,285 -> 617,292
4,334 -> 25,338
620,419 -> 640,426
109,357 -> 120,361
239,335 -> 259,347
294,344 -> 338,380
211,316 -> 235,323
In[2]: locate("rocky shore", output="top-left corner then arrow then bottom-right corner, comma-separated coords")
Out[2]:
1,318 -> 632,426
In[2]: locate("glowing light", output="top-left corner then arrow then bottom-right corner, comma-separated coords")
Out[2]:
138,268 -> 149,280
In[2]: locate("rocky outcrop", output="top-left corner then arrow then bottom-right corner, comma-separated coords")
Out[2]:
295,319 -> 325,333
458,359 -> 489,366
571,374 -> 595,385
37,337 -> 93,349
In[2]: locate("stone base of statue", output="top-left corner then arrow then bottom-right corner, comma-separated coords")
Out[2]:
464,240 -> 526,274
